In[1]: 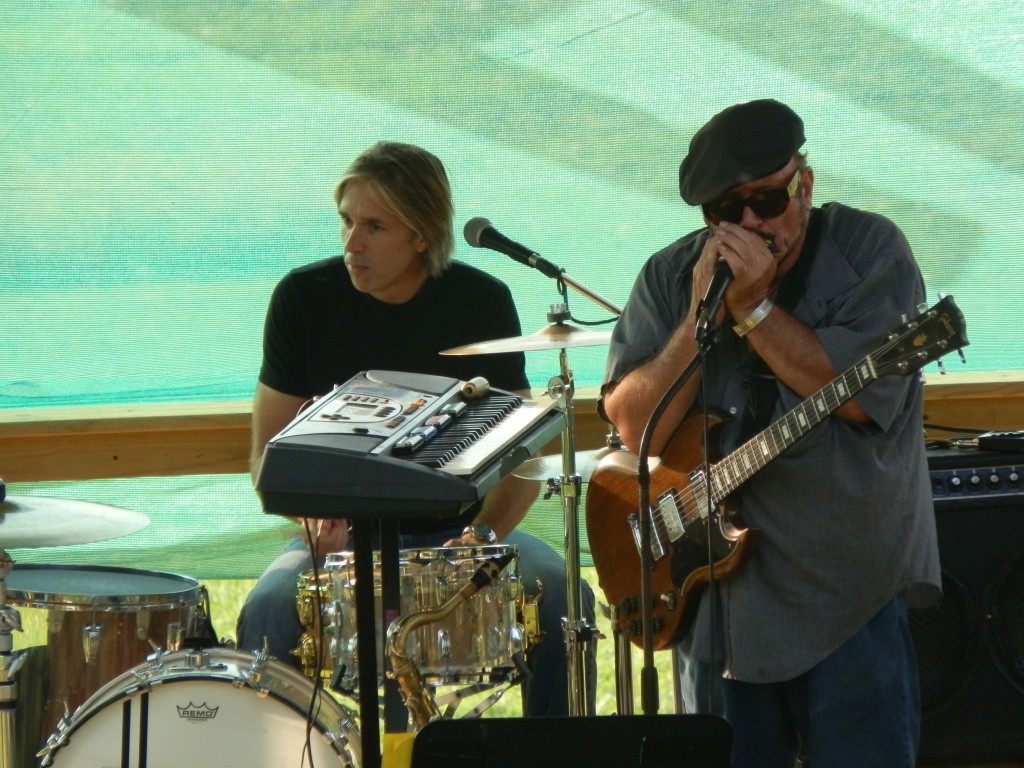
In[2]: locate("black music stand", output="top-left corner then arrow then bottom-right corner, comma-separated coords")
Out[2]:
349,516 -> 412,768
411,715 -> 732,768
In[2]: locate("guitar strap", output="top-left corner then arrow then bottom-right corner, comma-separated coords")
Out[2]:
738,205 -> 826,442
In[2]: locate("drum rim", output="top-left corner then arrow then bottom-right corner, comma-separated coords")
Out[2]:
5,563 -> 202,611
324,543 -> 517,568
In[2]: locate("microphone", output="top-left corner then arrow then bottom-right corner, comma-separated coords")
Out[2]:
695,258 -> 733,339
463,217 -> 563,279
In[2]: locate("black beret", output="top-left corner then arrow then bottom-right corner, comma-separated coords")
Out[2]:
678,99 -> 805,206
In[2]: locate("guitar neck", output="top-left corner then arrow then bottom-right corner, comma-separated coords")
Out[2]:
711,357 -> 878,504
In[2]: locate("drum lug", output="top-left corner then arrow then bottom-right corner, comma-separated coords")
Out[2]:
486,625 -> 504,660
435,628 -> 452,664
135,609 -> 151,641
518,583 -> 544,648
167,621 -> 185,652
185,649 -> 210,670
82,624 -> 102,664
238,646 -> 272,692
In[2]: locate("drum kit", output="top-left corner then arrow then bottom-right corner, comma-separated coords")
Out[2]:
0,292 -> 621,767
297,546 -> 525,690
0,493 -> 363,767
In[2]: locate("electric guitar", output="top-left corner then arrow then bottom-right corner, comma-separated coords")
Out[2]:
586,295 -> 968,650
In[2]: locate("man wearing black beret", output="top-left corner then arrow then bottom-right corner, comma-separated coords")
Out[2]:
597,99 -> 940,766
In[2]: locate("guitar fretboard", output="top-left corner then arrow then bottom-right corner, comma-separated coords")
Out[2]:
710,357 -> 879,503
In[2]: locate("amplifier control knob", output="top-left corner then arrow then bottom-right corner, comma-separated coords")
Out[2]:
987,472 -> 1002,490
1007,471 -> 1021,488
946,475 -> 963,493
967,474 -> 983,491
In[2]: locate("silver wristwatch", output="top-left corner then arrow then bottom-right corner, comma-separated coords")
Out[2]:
462,523 -> 497,544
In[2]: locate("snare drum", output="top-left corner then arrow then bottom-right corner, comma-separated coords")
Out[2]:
38,648 -> 361,767
328,545 -> 524,688
6,564 -> 207,740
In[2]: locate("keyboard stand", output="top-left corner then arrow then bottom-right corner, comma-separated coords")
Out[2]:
351,516 -> 406,768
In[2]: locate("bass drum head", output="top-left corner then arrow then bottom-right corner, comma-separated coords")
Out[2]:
41,648 -> 360,768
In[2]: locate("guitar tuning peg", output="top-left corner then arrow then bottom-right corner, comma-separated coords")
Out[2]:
916,302 -> 927,314
935,359 -> 947,376
957,348 -> 968,364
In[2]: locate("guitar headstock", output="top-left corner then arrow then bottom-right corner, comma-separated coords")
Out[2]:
874,295 -> 969,378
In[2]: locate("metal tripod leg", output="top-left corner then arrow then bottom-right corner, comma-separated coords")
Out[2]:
547,348 -> 597,717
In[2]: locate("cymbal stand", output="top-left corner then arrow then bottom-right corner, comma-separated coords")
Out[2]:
600,602 -> 635,714
545,337 -> 596,717
0,550 -> 25,768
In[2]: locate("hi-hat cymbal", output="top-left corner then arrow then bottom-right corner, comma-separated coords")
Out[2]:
0,496 -> 150,549
513,446 -> 630,482
441,323 -> 613,356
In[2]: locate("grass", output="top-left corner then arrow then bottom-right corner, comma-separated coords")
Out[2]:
13,567 -> 680,722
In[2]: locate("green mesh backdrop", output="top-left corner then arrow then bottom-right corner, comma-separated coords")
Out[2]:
6,476 -> 586,578
3,2 -> 1022,579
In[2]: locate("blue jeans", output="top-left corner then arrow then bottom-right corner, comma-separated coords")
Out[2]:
677,597 -> 920,768
236,528 -> 596,717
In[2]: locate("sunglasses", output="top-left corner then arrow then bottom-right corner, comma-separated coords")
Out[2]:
701,167 -> 802,225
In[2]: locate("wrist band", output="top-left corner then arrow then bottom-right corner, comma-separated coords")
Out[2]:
733,299 -> 774,337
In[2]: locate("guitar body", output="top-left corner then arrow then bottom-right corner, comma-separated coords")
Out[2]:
587,409 -> 759,650
587,296 -> 968,651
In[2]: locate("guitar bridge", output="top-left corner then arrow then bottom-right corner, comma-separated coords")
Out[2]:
628,511 -> 666,562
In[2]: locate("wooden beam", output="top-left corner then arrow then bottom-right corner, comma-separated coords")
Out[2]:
1,373 -> 1021,484
0,402 -> 252,482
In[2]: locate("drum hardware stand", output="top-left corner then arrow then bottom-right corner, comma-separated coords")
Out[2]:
532,272 -> 621,719
0,550 -> 25,768
598,601 -> 635,714
544,305 -> 598,717
439,263 -> 622,719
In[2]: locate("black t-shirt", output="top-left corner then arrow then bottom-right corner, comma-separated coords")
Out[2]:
258,257 -> 530,534
260,257 -> 529,397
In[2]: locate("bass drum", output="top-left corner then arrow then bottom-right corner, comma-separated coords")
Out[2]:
39,648 -> 361,768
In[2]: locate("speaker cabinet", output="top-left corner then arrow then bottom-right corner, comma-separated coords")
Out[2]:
912,448 -> 1024,764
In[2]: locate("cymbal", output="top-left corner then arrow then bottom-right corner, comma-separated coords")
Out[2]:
0,496 -> 149,549
441,323 -> 613,355
513,446 -> 630,482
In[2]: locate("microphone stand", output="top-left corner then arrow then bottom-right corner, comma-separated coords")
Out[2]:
491,250 -> 618,319
549,268 -> 622,318
633,303 -> 724,715
513,255 -> 620,717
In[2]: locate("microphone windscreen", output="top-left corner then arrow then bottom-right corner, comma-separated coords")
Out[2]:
463,217 -> 492,247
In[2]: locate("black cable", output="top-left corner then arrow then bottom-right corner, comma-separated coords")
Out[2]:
696,328 -> 720,717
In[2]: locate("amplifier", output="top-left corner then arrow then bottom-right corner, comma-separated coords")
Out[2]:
928,446 -> 1022,505
914,446 -> 1024,765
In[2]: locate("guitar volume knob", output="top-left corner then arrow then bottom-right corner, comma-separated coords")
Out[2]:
625,618 -> 662,637
618,597 -> 640,615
